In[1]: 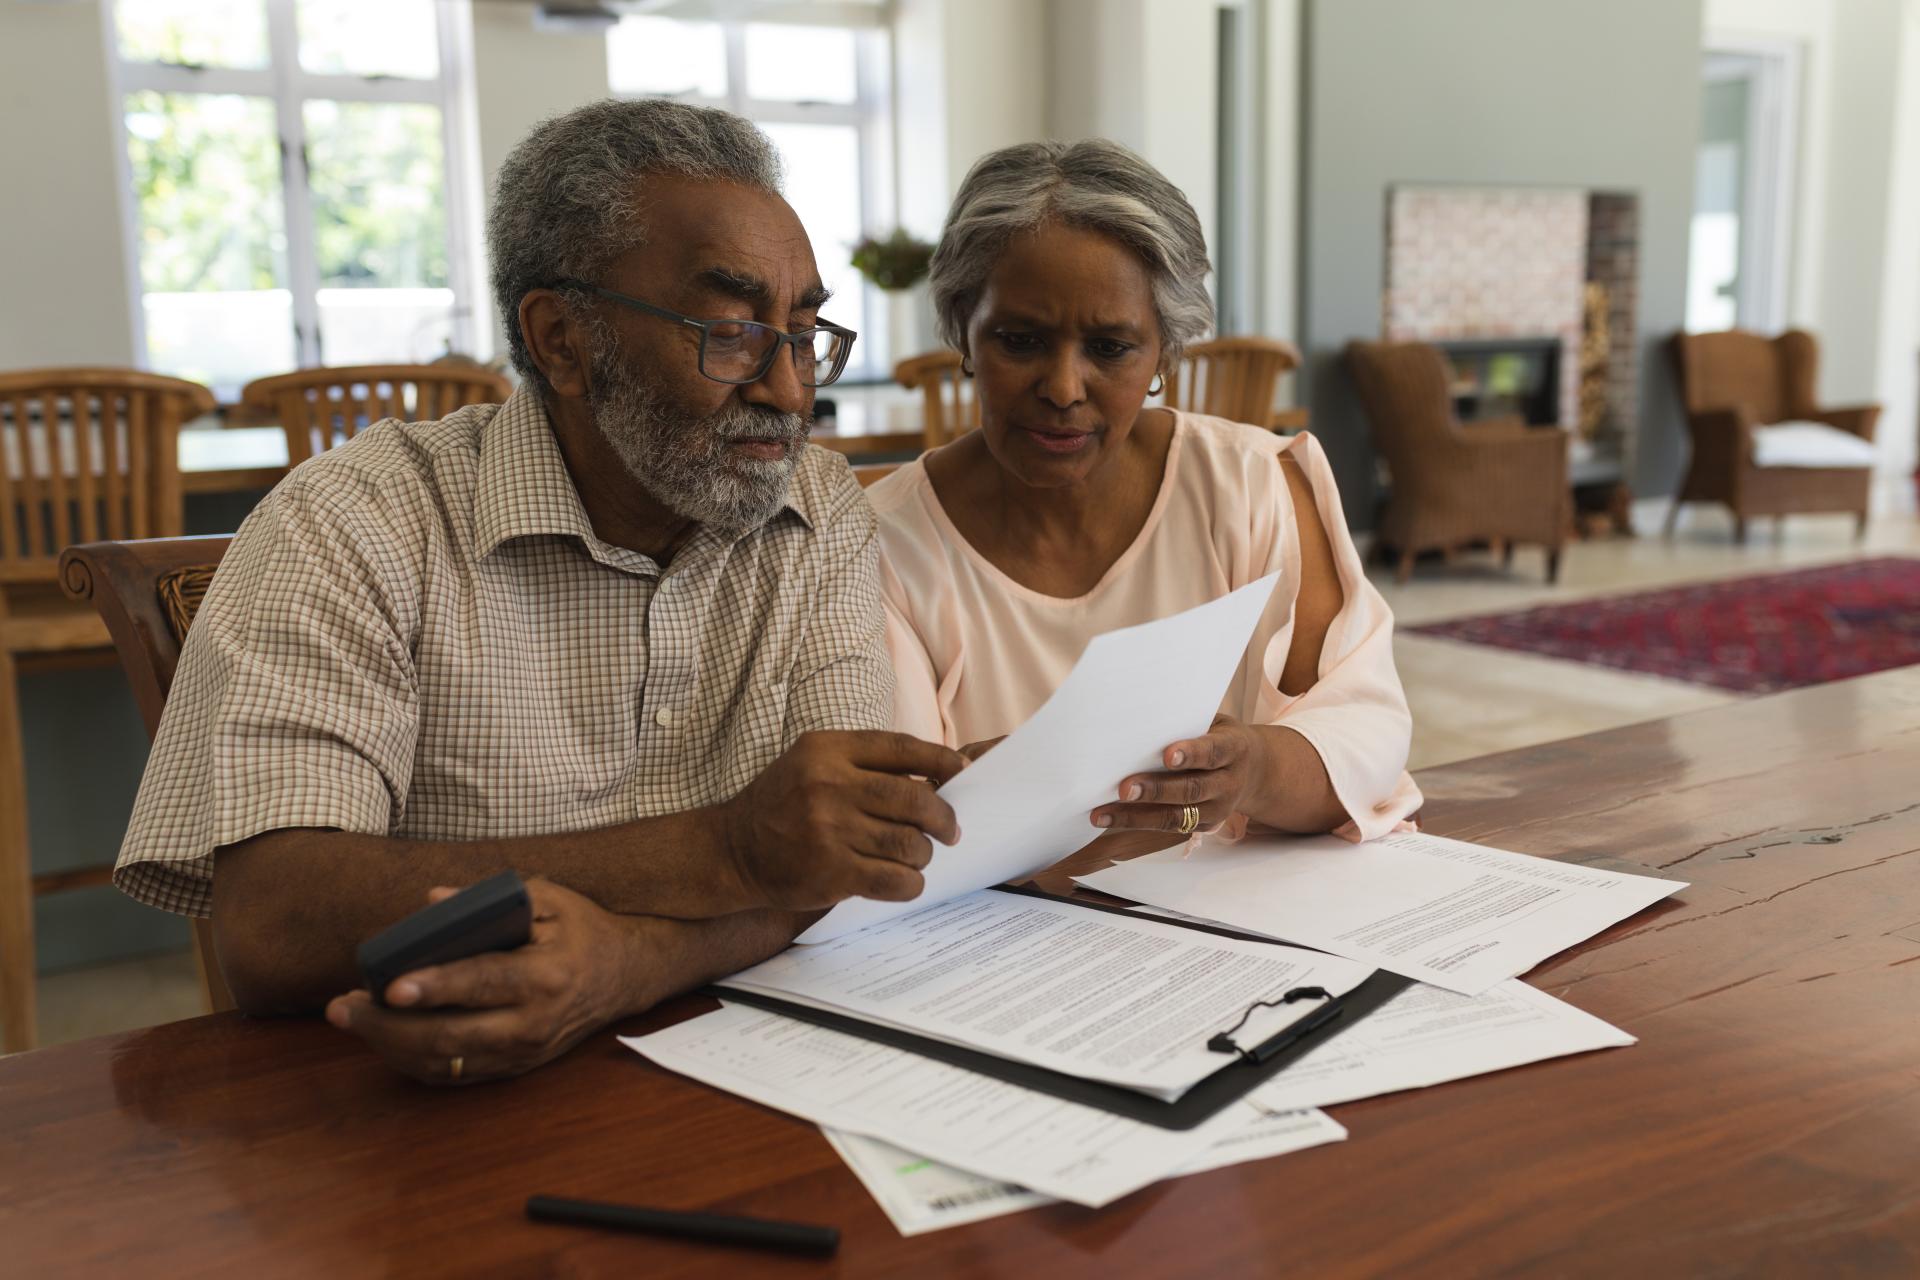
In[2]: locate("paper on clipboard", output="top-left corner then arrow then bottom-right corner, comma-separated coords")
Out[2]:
797,572 -> 1281,943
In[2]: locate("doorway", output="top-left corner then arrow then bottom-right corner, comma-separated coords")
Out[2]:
1687,43 -> 1801,333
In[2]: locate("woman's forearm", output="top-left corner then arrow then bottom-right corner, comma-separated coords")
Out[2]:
1241,724 -> 1352,834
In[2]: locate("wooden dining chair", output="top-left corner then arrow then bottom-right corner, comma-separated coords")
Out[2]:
1164,336 -> 1302,428
852,462 -> 902,488
241,363 -> 513,466
59,535 -> 237,1021
1,367 -> 213,1052
893,350 -> 979,449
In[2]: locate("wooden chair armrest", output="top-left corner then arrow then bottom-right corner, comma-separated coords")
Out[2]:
1808,405 -> 1882,441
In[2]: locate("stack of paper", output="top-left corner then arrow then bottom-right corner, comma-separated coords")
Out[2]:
724,889 -> 1374,1099
1076,829 -> 1686,995
822,1105 -> 1345,1236
620,1003 -> 1339,1209
617,575 -> 1679,1235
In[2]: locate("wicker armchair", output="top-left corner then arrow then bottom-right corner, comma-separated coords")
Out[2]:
1345,340 -> 1571,583
1666,330 -> 1879,542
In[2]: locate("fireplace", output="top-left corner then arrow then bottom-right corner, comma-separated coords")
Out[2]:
1434,337 -> 1562,427
1383,184 -> 1643,530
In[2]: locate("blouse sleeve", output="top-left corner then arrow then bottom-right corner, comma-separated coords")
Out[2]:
1244,432 -> 1423,841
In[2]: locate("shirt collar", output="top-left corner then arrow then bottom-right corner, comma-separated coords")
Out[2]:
473,385 -> 816,565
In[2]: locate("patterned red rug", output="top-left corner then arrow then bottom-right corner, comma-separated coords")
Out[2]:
1409,557 -> 1920,694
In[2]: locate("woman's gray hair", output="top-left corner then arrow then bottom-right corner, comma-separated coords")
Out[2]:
487,98 -> 784,389
928,139 -> 1214,370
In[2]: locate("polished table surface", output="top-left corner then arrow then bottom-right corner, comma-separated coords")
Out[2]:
4,668 -> 1919,1276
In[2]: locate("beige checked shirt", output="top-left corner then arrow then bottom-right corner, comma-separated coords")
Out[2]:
116,387 -> 892,916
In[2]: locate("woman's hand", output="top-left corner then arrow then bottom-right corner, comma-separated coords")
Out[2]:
1090,714 -> 1267,835
958,736 -> 1005,763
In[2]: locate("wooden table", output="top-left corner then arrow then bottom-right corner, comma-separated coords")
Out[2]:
178,403 -> 926,496
4,670 -> 1918,1276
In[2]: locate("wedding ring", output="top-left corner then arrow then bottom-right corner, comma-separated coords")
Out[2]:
1178,805 -> 1201,834
449,1055 -> 465,1083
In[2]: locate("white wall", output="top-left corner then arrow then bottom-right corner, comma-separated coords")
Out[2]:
1044,0 -> 1219,266
0,0 -> 136,368
468,2 -> 611,357
891,0 -> 1047,236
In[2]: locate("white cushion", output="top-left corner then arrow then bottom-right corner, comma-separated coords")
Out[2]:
1751,420 -> 1878,469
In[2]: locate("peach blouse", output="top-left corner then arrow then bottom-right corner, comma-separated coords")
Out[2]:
869,412 -> 1422,841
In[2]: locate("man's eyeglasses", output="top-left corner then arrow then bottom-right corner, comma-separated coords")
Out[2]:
555,279 -> 857,388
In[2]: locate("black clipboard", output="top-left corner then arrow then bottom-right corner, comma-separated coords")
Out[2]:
701,885 -> 1411,1131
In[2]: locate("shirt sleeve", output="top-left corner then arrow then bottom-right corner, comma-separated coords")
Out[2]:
784,491 -> 895,737
113,478 -> 421,917
1243,433 -> 1423,842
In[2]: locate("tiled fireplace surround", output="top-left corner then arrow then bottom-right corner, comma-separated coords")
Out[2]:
1384,185 -> 1641,478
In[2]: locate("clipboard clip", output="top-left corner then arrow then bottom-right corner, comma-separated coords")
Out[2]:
1207,986 -> 1335,1063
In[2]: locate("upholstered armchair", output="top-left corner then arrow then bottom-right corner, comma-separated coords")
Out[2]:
1345,340 -> 1571,583
1666,330 -> 1880,542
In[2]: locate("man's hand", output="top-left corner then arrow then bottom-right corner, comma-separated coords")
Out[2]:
1090,714 -> 1268,834
720,730 -> 969,909
325,878 -> 638,1085
958,736 -> 1005,763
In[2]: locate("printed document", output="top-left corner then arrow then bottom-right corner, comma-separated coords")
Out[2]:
825,1105 -> 1345,1236
1077,829 -> 1684,994
1249,977 -> 1633,1110
1123,904 -> 1636,1108
622,1003 -> 1266,1208
798,573 -> 1281,942
726,890 -> 1374,1096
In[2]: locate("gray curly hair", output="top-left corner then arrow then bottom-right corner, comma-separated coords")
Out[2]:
928,139 -> 1214,371
487,98 -> 784,390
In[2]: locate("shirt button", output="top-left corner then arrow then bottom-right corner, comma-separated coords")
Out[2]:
655,707 -> 679,729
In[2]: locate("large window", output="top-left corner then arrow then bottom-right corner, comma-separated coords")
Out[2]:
609,13 -> 892,380
110,0 -> 476,397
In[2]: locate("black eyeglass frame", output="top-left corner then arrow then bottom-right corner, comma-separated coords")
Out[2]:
553,279 -> 858,388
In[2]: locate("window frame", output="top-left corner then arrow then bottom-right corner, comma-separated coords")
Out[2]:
105,0 -> 481,390
608,16 -> 895,381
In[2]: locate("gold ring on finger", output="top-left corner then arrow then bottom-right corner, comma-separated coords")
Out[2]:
449,1055 -> 465,1083
1178,805 -> 1201,835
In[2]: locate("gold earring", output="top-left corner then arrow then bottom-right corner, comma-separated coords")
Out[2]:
1148,374 -> 1165,396
960,357 -> 974,378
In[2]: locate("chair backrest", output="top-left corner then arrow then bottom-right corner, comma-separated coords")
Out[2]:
852,461 -> 902,488
1343,340 -> 1461,476
1164,337 -> 1300,426
0,368 -> 211,583
242,363 -> 513,466
1668,329 -> 1820,426
59,534 -> 236,1013
893,350 -> 978,449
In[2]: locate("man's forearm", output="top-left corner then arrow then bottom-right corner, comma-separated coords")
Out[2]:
213,807 -> 752,1013
613,908 -> 817,1018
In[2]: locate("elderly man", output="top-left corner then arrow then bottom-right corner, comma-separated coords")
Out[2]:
115,99 -> 965,1083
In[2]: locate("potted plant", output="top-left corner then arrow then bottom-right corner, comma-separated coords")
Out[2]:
853,230 -> 938,367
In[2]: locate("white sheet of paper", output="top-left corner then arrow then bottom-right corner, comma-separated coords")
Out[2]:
1249,976 -> 1635,1110
727,890 -> 1372,1096
797,573 -> 1282,943
621,1004 -> 1255,1208
825,1105 -> 1345,1236
1077,829 -> 1685,995
1123,902 -> 1635,1107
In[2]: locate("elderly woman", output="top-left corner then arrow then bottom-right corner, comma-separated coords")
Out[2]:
869,139 -> 1420,844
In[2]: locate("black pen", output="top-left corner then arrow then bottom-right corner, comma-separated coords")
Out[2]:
525,1195 -> 840,1257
